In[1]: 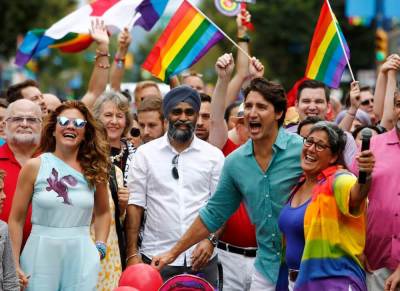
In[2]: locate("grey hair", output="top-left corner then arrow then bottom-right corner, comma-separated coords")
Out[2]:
308,121 -> 347,165
93,90 -> 133,136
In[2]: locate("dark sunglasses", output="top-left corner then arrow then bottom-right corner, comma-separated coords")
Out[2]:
360,99 -> 373,106
172,154 -> 179,180
171,108 -> 195,116
57,116 -> 87,128
130,127 -> 141,137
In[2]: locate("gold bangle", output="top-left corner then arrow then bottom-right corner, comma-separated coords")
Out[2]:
126,253 -> 138,263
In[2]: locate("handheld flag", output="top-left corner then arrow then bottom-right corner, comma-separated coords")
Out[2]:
305,0 -> 351,88
15,0 -> 168,67
142,0 -> 224,82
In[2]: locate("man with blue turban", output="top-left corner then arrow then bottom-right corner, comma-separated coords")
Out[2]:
126,85 -> 225,287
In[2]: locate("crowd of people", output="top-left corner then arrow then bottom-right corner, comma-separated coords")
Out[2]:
0,11 -> 399,291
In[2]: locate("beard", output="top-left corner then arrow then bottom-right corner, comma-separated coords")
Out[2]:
168,120 -> 195,143
5,129 -> 40,146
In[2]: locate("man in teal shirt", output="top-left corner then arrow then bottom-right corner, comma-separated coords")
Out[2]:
152,65 -> 303,290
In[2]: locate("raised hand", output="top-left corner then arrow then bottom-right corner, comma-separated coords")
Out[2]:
215,53 -> 235,80
249,57 -> 264,79
349,81 -> 361,109
117,27 -> 132,56
90,18 -> 109,45
236,9 -> 251,37
380,54 -> 400,74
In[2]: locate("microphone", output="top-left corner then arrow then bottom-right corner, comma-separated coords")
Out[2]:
358,128 -> 372,184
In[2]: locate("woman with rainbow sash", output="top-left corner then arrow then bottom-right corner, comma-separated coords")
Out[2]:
278,121 -> 374,291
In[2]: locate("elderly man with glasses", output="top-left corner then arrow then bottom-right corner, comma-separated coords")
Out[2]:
125,86 -> 224,287
0,99 -> 42,243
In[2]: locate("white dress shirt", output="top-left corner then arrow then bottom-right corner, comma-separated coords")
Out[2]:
127,133 -> 225,266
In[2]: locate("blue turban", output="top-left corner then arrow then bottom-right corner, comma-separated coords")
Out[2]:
163,85 -> 201,116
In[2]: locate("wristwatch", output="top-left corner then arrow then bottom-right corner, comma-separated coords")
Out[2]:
207,233 -> 218,247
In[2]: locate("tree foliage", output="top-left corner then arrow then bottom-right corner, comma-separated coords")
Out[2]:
201,0 -> 375,89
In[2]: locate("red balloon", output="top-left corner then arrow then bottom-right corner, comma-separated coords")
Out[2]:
113,287 -> 139,291
119,264 -> 163,291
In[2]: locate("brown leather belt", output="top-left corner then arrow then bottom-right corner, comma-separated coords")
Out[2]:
217,241 -> 257,257
289,269 -> 299,282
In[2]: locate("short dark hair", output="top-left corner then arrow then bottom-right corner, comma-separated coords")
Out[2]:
352,124 -> 384,139
200,93 -> 211,103
308,121 -> 346,165
224,101 -> 241,123
243,78 -> 287,127
6,79 -> 40,103
297,116 -> 324,135
297,80 -> 330,103
137,96 -> 164,121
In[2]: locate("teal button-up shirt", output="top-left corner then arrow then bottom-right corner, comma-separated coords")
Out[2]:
199,127 -> 303,284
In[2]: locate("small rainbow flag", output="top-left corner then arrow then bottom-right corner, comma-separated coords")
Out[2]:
142,0 -> 224,82
305,1 -> 350,88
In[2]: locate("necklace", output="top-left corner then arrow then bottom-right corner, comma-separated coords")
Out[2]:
110,143 -> 126,163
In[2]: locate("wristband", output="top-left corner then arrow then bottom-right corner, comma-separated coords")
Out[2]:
96,241 -> 107,260
237,35 -> 250,43
114,56 -> 126,68
346,111 -> 356,117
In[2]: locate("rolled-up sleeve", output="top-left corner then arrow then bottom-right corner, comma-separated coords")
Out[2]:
199,158 -> 242,232
127,149 -> 147,207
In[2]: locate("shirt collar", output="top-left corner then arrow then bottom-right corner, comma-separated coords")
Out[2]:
158,133 -> 201,153
0,143 -> 18,164
243,127 -> 289,156
386,128 -> 400,145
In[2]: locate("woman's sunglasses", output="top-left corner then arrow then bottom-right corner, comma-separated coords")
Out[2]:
57,116 -> 87,128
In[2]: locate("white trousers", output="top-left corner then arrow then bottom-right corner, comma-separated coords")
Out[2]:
250,269 -> 275,291
217,248 -> 255,291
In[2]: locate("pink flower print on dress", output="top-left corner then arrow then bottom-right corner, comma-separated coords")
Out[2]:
46,168 -> 78,205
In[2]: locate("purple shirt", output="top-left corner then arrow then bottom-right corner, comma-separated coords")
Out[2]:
351,128 -> 400,271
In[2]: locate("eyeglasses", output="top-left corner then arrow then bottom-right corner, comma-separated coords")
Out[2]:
57,116 -> 87,128
303,137 -> 330,152
130,127 -> 141,137
171,108 -> 195,116
360,99 -> 373,106
171,154 -> 179,180
6,116 -> 41,125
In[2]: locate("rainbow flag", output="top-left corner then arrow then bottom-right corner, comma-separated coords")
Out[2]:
305,1 -> 350,88
15,0 -> 168,67
142,0 -> 224,82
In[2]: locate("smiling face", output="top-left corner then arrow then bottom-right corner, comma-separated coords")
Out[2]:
301,130 -> 337,176
99,101 -> 126,144
54,108 -> 86,150
296,88 -> 328,121
21,86 -> 48,115
5,100 -> 42,146
244,91 -> 282,142
167,102 -> 198,143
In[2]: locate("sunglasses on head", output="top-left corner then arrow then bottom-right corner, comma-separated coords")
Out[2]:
171,154 -> 179,180
360,99 -> 373,106
130,127 -> 141,137
57,116 -> 87,128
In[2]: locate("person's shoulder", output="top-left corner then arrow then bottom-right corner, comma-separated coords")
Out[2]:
197,138 -> 224,157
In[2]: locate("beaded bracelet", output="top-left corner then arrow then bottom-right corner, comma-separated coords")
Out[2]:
94,50 -> 110,61
96,241 -> 107,260
96,63 -> 111,69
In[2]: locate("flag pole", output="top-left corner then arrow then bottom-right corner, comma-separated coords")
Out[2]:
187,0 -> 252,60
325,0 -> 356,82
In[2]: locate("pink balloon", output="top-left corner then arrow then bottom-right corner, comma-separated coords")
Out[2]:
113,287 -> 139,291
119,264 -> 163,291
